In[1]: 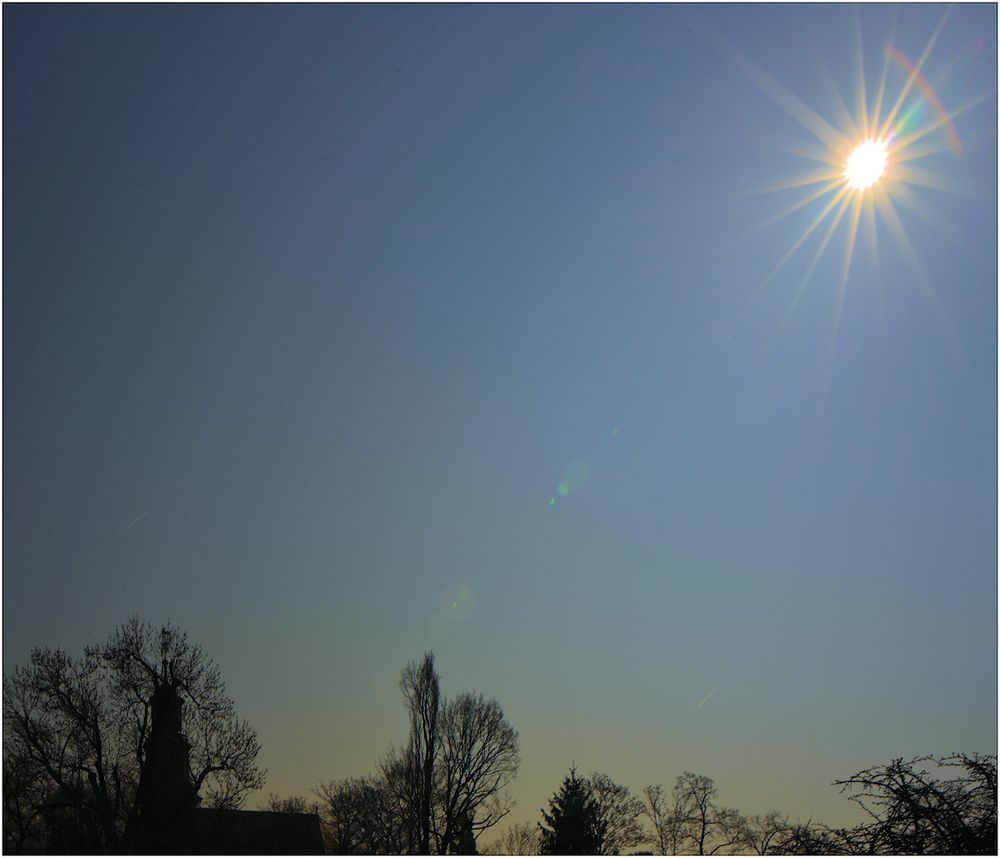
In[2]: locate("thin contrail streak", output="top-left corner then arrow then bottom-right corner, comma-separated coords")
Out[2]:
107,510 -> 150,543
697,684 -> 720,708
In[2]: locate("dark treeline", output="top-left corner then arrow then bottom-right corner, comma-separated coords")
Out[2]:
3,620 -> 996,855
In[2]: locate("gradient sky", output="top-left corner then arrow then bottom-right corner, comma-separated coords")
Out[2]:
4,2 -> 996,835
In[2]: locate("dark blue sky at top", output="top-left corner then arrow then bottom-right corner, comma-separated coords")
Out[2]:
4,3 -> 996,822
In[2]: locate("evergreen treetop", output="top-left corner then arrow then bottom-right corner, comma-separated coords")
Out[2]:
538,767 -> 606,855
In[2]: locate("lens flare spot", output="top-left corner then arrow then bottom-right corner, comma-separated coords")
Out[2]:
439,584 -> 475,622
845,139 -> 888,189
557,483 -> 570,497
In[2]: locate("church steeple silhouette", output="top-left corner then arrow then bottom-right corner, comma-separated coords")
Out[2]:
133,662 -> 200,851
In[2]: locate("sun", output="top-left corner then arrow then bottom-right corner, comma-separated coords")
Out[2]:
844,139 -> 888,189
725,5 -> 993,395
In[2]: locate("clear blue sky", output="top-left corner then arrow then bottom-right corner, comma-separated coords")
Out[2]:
4,2 -> 996,831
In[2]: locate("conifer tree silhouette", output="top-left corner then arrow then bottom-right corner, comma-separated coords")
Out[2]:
539,767 -> 606,855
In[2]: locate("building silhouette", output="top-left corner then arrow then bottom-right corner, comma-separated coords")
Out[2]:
135,679 -> 323,854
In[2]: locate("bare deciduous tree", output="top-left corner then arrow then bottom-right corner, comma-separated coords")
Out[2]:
667,772 -> 742,855
437,692 -> 520,853
642,783 -> 682,855
588,772 -> 646,855
260,793 -> 317,815
367,653 -> 521,854
380,746 -> 422,853
484,821 -> 541,855
316,775 -> 408,854
401,652 -> 441,855
737,811 -> 790,855
833,753 -> 997,855
2,750 -> 47,853
3,617 -> 265,852
770,821 -> 849,855
315,652 -> 523,854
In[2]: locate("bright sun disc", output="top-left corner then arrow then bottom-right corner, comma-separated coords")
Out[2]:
845,139 -> 888,190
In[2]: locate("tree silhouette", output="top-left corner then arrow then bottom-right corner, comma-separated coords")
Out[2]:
451,808 -> 478,855
588,772 -> 646,855
2,750 -> 47,853
380,747 -> 422,852
401,652 -> 441,855
437,692 -> 520,853
261,793 -> 317,815
770,821 -> 847,855
371,653 -> 520,854
833,753 -> 998,855
641,783 -> 682,856
485,821 -> 540,855
737,811 -> 792,855
539,767 -> 606,855
665,771 -> 742,855
315,775 -> 408,854
3,617 -> 264,852
308,653 -> 522,855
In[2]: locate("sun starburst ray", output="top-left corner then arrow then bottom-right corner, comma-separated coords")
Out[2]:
811,42 -> 862,141
748,170 -> 843,198
877,185 -> 969,367
730,46 -> 854,153
740,6 -> 988,383
892,137 -> 965,166
878,7 -> 952,140
885,45 -> 965,155
852,8 -> 870,137
762,185 -> 853,288
869,10 -> 900,134
891,164 -> 979,196
861,191 -> 883,320
735,180 -> 844,245
875,185 -> 943,311
891,91 -> 993,155
805,194 -> 855,288
886,181 -> 961,242
926,35 -> 988,95
775,190 -> 854,337
830,195 -> 865,352
817,194 -> 867,427
764,140 -> 844,169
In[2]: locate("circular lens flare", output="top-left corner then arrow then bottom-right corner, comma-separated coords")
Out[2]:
845,139 -> 888,190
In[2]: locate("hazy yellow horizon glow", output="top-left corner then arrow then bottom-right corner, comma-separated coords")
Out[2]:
845,139 -> 889,189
